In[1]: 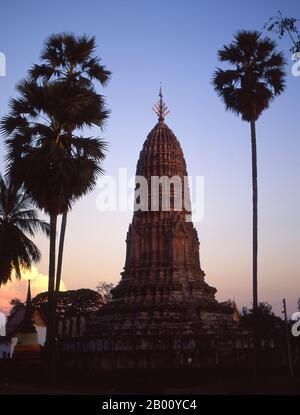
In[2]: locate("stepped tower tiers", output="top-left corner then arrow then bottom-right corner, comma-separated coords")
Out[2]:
78,89 -> 245,369
113,87 -> 216,309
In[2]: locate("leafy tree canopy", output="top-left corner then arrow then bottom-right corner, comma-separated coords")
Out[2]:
241,302 -> 284,337
31,288 -> 104,318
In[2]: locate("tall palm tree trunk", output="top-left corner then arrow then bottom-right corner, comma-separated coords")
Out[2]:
250,121 -> 258,311
55,211 -> 67,292
46,213 -> 57,367
55,129 -> 72,292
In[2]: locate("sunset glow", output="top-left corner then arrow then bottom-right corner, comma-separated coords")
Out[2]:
0,267 -> 66,314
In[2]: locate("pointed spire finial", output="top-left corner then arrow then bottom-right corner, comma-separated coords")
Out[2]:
19,279 -> 36,334
152,83 -> 170,122
26,279 -> 32,304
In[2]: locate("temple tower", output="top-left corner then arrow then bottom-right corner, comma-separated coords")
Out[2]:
111,87 -> 217,311
14,280 -> 40,356
86,89 -> 242,368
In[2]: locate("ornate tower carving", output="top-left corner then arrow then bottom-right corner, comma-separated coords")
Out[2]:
111,88 -> 217,310
85,89 -> 241,368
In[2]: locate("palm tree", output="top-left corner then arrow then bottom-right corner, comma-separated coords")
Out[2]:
0,175 -> 49,286
30,33 -> 111,292
1,78 -> 107,355
212,31 -> 285,310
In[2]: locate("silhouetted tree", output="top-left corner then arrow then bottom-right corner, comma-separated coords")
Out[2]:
264,10 -> 300,52
0,175 -> 49,286
212,31 -> 285,311
96,281 -> 115,304
1,78 -> 107,361
30,33 -> 111,292
241,302 -> 283,338
241,302 -> 285,369
32,289 -> 104,318
9,298 -> 25,314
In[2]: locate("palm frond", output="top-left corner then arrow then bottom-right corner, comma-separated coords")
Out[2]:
0,176 -> 46,285
213,30 -> 286,121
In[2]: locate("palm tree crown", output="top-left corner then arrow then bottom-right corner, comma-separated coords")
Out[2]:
0,175 -> 49,285
1,79 -> 107,215
212,31 -> 285,121
30,33 -> 111,88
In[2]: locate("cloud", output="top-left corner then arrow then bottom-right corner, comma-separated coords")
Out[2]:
0,267 -> 66,314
